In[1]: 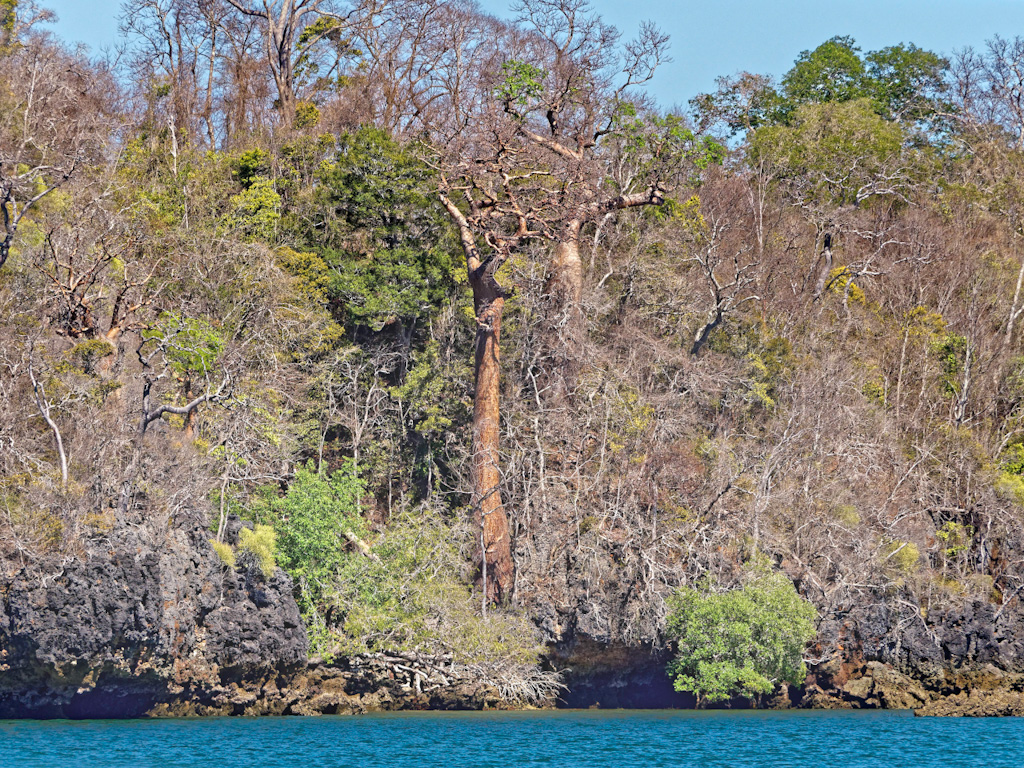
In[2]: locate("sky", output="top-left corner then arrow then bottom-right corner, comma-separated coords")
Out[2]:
44,0 -> 1024,108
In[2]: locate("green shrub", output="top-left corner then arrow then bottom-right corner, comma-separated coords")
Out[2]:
832,504 -> 860,526
665,570 -> 817,704
1000,443 -> 1024,476
260,460 -> 365,610
882,539 -> 920,572
238,524 -> 277,578
996,472 -> 1024,506
330,508 -> 541,664
225,176 -> 280,241
210,539 -> 236,569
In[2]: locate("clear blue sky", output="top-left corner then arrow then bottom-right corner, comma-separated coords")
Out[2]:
45,0 -> 1024,108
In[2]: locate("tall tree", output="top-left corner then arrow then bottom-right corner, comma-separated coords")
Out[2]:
223,0 -> 350,129
422,0 -> 691,600
120,0 -> 226,148
0,31 -> 113,270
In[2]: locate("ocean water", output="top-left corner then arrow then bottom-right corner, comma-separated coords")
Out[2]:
2,709 -> 1022,768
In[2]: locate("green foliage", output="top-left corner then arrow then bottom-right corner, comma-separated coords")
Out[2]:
295,101 -> 321,129
238,524 -> 277,578
708,319 -> 793,415
882,539 -> 921,573
826,266 -> 866,303
234,149 -> 270,188
613,110 -> 726,190
1001,443 -> 1024,476
777,36 -> 946,125
936,521 -> 973,559
864,44 -> 948,123
496,60 -> 546,111
145,312 -> 225,378
833,504 -> 861,527
273,248 -> 346,362
666,570 -> 817,703
391,339 -> 472,438
689,72 -> 782,136
210,539 -> 236,569
751,99 -> 907,207
276,247 -> 336,304
995,472 -> 1024,506
117,140 -> 236,231
259,460 -> 366,610
330,507 -> 541,664
293,16 -> 354,100
65,339 -> 115,374
297,16 -> 342,48
932,333 -> 968,397
226,176 -> 280,241
0,0 -> 17,55
309,127 -> 460,331
782,36 -> 867,109
696,37 -> 946,134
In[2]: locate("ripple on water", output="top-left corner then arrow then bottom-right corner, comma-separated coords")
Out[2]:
3,709 -> 1023,768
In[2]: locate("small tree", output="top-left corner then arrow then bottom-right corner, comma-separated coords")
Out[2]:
262,459 -> 366,611
665,570 -> 817,705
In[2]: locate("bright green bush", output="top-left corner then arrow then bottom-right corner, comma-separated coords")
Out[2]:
261,460 -> 366,610
666,570 -> 817,704
225,176 -> 280,241
330,507 -> 541,664
882,539 -> 921,572
209,539 -> 236,569
238,524 -> 277,578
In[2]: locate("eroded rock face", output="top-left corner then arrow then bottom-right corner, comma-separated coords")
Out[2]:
535,585 -> 1024,713
0,520 -> 307,718
915,675 -> 1024,717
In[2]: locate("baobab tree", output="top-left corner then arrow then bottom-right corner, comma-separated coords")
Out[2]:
495,0 -> 675,394
421,0 -> 694,602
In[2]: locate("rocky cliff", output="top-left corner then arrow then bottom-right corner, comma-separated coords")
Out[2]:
0,517 -> 522,718
4,512 -> 1024,717
0,518 -> 307,718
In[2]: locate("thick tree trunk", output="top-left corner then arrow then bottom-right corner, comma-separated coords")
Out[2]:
440,195 -> 514,604
548,220 -> 583,310
542,220 -> 583,401
471,288 -> 512,604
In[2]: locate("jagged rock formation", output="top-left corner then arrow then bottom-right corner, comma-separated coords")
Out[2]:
805,599 -> 1024,713
0,520 -> 307,718
0,518 -> 530,718
534,572 -> 1024,713
3,509 -> 1023,717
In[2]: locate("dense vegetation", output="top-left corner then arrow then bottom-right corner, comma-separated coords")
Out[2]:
4,0 -> 1024,704
666,569 -> 817,703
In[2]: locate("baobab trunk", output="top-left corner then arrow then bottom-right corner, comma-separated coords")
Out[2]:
471,289 -> 513,604
542,219 -> 584,401
440,195 -> 514,604
548,220 -> 583,310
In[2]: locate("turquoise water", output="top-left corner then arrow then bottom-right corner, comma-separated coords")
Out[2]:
2,709 -> 1022,768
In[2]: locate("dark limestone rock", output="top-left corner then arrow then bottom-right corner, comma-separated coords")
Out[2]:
547,635 -> 693,709
0,519 -> 307,718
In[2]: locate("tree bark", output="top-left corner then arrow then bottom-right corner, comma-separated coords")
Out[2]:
813,233 -> 834,299
539,188 -> 665,399
542,219 -> 583,401
440,195 -> 514,604
471,289 -> 512,604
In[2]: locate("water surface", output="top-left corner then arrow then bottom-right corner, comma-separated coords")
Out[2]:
3,709 -> 1021,768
